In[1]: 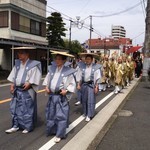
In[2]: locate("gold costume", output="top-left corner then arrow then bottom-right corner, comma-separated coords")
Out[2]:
114,62 -> 124,86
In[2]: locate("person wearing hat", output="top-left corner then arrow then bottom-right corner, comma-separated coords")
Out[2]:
77,53 -> 101,122
5,47 -> 42,134
74,56 -> 85,106
108,56 -> 116,87
43,51 -> 76,143
114,56 -> 124,94
99,55 -> 109,91
127,56 -> 135,84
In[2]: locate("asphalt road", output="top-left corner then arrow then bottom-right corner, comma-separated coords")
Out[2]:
96,81 -> 150,150
0,83 -> 115,150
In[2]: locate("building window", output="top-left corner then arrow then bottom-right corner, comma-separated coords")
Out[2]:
19,15 -> 30,33
0,11 -> 8,27
31,20 -> 40,35
37,0 -> 47,4
11,11 -> 46,37
11,12 -> 19,30
41,22 -> 46,37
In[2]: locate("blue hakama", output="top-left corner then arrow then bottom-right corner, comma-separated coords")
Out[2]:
10,87 -> 36,131
46,94 -> 69,138
81,83 -> 95,118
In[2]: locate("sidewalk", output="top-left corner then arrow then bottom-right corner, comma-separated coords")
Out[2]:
62,78 -> 140,150
0,79 -> 8,84
96,80 -> 150,150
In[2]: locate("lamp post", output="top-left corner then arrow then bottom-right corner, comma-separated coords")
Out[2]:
89,15 -> 93,51
68,17 -> 84,52
69,19 -> 73,51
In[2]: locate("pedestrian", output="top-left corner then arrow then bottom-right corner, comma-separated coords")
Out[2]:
43,51 -> 76,143
75,57 -> 85,106
5,47 -> 42,134
135,57 -> 143,78
114,56 -> 124,94
99,55 -> 109,91
77,53 -> 101,122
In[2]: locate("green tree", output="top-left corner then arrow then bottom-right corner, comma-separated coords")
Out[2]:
47,12 -> 67,48
64,39 -> 83,55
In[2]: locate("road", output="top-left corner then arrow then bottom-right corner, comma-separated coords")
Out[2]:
96,81 -> 150,150
0,83 -> 116,150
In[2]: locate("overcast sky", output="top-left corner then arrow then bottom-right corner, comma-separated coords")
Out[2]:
46,0 -> 146,46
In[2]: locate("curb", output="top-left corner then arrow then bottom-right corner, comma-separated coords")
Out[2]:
0,77 -> 46,85
61,78 -> 140,150
0,80 -> 9,84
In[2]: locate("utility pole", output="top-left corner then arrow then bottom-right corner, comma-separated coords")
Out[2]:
69,19 -> 72,52
89,15 -> 93,51
142,0 -> 150,80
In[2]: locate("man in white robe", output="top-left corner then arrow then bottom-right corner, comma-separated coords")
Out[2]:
43,52 -> 76,143
77,54 -> 101,122
5,47 -> 41,134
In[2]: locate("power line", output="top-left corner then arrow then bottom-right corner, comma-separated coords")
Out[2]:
92,1 -> 146,18
142,0 -> 146,9
140,0 -> 146,18
132,31 -> 145,40
78,0 -> 92,15
47,5 -> 73,20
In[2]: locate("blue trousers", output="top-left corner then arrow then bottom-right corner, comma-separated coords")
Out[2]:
10,88 -> 36,131
46,94 -> 69,138
81,83 -> 96,118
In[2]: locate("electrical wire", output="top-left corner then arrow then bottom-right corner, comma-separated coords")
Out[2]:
132,31 -> 145,40
140,0 -> 146,18
46,1 -> 145,41
92,0 -> 146,18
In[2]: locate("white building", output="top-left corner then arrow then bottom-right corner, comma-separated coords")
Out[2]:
111,25 -> 126,39
0,0 -> 48,71
0,0 -> 47,44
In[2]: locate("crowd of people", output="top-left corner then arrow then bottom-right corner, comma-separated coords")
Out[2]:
5,47 -> 143,143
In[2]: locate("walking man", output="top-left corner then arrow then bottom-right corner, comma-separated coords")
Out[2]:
43,51 -> 76,143
5,47 -> 41,134
77,53 -> 101,122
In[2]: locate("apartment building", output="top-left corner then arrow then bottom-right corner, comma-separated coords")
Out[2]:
111,25 -> 126,39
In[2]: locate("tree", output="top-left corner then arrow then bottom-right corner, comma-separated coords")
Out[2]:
64,39 -> 84,55
47,12 -> 67,48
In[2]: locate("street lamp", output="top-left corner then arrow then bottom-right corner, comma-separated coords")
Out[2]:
68,17 -> 84,52
75,16 -> 84,29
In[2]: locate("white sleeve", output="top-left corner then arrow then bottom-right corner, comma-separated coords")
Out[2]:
43,72 -> 50,86
27,66 -> 42,86
94,69 -> 101,84
63,74 -> 76,93
7,67 -> 16,83
75,68 -> 82,83
25,66 -> 41,92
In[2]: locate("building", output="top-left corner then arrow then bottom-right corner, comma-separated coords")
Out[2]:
0,0 -> 48,71
111,25 -> 126,39
85,37 -> 132,56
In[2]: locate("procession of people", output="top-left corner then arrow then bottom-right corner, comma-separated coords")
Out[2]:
5,46 -> 142,143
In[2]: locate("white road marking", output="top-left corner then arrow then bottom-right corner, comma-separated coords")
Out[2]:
39,91 -> 114,150
0,83 -> 11,87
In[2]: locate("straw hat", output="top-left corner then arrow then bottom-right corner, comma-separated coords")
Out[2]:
50,50 -> 74,58
78,53 -> 99,58
11,46 -> 36,50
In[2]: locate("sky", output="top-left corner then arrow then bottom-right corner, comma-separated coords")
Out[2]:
46,0 -> 146,46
